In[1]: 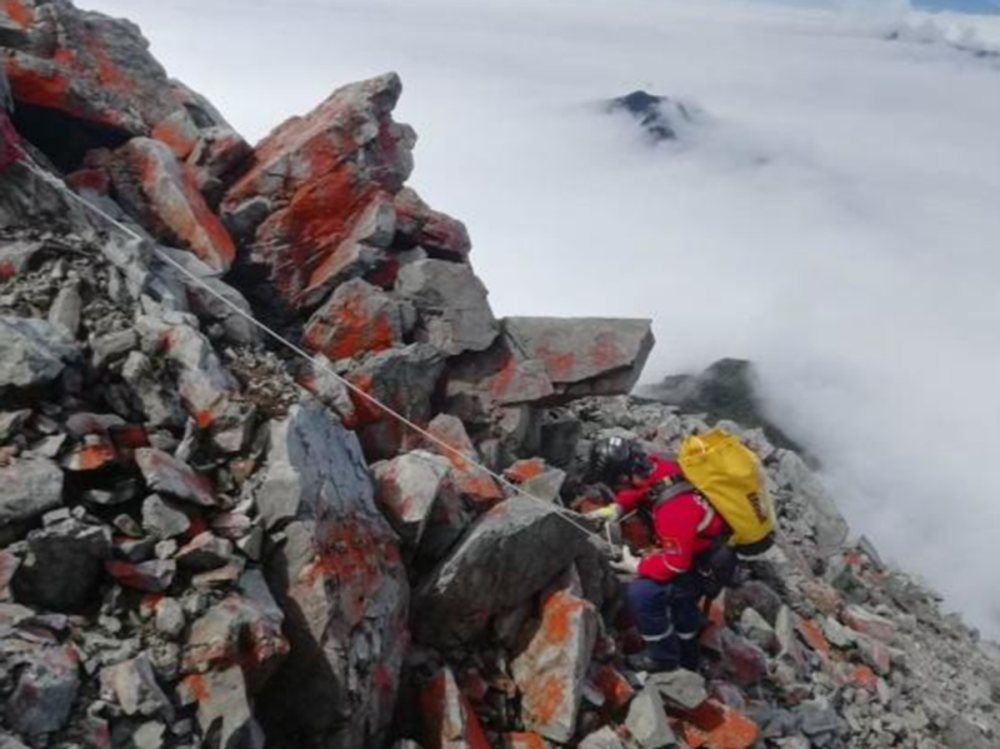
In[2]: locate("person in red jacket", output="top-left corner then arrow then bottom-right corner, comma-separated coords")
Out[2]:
587,437 -> 731,672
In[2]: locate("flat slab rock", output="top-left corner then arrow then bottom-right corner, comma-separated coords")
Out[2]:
503,317 -> 654,397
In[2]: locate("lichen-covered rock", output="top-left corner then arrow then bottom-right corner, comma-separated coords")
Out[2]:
392,187 -> 471,260
417,666 -> 493,749
222,74 -> 414,310
414,496 -> 594,647
109,138 -> 236,271
512,590 -> 598,743
255,399 -> 408,749
303,278 -> 412,362
502,317 -> 654,398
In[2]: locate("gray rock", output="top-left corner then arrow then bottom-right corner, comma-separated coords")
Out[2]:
48,280 -> 83,338
579,727 -> 626,749
156,247 -> 259,345
176,532 -> 234,571
121,351 -> 185,428
256,400 -> 408,749
942,714 -> 994,749
0,456 -> 64,528
414,495 -> 595,647
91,329 -> 140,368
106,559 -> 176,594
395,259 -> 498,356
795,698 -> 840,736
502,316 -> 654,398
100,654 -> 174,720
155,598 -> 186,639
372,450 -> 467,557
0,410 -> 31,443
135,448 -> 216,507
6,644 -> 80,735
12,518 -> 112,611
625,685 -> 677,749
348,343 -> 446,459
649,668 -> 709,710
141,494 -> 191,539
0,316 -> 79,390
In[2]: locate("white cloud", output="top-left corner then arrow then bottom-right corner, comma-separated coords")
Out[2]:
84,0 -> 1000,633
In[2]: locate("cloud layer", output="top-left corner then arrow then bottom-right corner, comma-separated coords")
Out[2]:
84,0 -> 1000,633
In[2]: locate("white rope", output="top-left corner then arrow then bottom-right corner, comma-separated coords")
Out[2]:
23,159 -> 612,549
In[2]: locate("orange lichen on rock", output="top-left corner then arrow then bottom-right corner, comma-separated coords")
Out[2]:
505,459 -> 546,484
3,0 -> 34,28
593,665 -> 635,715
796,617 -> 832,659
675,701 -> 759,749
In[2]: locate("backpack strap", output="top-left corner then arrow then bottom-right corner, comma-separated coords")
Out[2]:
650,479 -> 696,510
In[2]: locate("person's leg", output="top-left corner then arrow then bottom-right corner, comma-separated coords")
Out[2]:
671,588 -> 703,671
626,578 -> 679,668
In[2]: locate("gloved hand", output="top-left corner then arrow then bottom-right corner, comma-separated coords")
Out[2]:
584,504 -> 621,524
610,545 -> 641,575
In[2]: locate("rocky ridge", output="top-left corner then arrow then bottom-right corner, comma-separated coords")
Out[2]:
2,3 -> 999,749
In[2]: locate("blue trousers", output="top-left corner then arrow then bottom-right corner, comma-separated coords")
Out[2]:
627,576 -> 703,669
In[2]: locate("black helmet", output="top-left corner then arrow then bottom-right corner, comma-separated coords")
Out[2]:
590,437 -> 648,483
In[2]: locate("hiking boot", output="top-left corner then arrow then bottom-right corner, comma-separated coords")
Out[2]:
626,652 -> 678,674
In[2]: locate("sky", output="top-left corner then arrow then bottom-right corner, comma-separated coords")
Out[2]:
81,0 -> 1000,634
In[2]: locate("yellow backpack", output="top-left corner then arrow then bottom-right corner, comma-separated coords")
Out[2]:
678,429 -> 776,554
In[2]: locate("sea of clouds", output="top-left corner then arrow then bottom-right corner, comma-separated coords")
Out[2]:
84,0 -> 1000,633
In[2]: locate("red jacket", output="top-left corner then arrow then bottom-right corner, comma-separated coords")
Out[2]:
614,456 -> 729,582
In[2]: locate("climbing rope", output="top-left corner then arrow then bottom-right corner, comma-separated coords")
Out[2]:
21,158 -> 615,551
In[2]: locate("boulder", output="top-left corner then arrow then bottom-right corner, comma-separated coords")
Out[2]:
347,343 -> 446,459
303,278 -> 412,362
6,643 -> 81,736
395,259 -> 498,356
502,317 -> 654,398
11,517 -> 112,611
3,2 -> 248,180
108,137 -> 238,270
648,669 -> 708,711
176,532 -> 234,572
423,414 -> 504,510
414,496 -> 595,647
0,455 -> 63,528
0,316 -> 79,390
512,589 -> 599,743
417,666 -> 492,749
372,450 -> 468,558
392,187 -> 471,260
141,494 -> 192,539
222,74 -> 415,309
255,400 -> 408,749
445,339 -> 555,422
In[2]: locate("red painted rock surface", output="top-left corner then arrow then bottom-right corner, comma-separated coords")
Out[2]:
512,590 -> 599,743
109,138 -> 236,271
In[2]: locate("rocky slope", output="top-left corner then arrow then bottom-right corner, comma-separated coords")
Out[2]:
1,3 -> 999,749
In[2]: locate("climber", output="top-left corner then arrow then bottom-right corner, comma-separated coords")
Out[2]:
0,65 -> 24,173
586,436 -> 734,673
